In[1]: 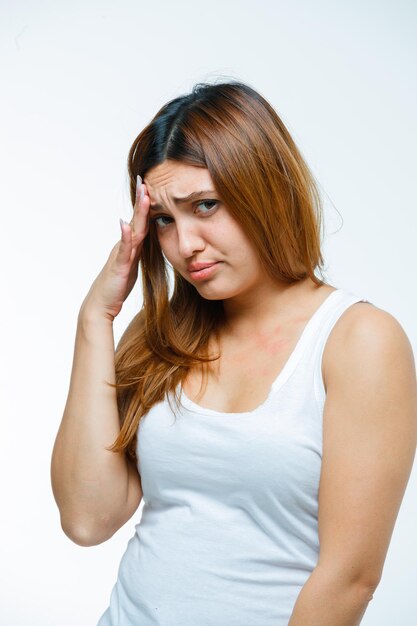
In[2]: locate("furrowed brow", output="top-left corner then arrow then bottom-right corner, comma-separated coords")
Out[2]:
149,190 -> 218,212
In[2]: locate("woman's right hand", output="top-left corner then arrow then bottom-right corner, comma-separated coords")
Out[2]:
81,177 -> 151,322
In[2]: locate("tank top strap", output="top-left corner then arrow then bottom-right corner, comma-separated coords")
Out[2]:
308,288 -> 372,406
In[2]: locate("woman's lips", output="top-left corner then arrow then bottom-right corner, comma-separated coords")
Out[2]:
188,262 -> 221,280
187,261 -> 218,271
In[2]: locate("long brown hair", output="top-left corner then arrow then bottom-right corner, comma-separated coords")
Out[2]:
106,80 -> 326,461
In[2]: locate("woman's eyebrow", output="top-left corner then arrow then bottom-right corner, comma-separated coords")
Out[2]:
149,190 -> 218,211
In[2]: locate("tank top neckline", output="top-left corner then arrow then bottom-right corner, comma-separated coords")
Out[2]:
176,287 -> 347,417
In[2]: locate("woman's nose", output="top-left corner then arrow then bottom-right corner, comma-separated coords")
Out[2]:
176,220 -> 205,258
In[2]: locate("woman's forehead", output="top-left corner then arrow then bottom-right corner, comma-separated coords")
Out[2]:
144,161 -> 214,207
145,161 -> 211,190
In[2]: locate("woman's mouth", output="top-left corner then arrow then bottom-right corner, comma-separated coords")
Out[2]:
188,262 -> 221,280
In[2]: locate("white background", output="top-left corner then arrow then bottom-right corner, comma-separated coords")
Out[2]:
1,1 -> 416,624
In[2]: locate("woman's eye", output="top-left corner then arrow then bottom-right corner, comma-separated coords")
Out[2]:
151,200 -> 219,229
151,215 -> 172,229
196,199 -> 218,213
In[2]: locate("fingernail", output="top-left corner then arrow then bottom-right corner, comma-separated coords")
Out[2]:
140,185 -> 145,201
136,174 -> 142,199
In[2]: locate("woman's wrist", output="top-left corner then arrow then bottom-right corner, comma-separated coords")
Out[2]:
78,299 -> 115,326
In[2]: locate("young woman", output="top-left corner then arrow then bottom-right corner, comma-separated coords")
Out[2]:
51,81 -> 417,626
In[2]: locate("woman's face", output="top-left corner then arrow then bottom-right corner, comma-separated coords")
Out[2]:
144,160 -> 269,301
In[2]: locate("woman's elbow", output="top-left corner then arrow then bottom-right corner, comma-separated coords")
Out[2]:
60,515 -> 115,547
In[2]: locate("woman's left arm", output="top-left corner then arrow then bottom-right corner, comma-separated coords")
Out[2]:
288,304 -> 417,626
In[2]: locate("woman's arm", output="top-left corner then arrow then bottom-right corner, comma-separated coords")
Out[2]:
51,181 -> 150,547
288,303 -> 417,625
50,303 -> 142,547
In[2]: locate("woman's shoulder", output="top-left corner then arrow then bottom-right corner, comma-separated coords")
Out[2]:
322,298 -> 413,392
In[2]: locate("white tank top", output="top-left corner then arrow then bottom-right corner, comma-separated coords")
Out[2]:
98,287 -> 370,626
